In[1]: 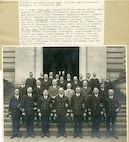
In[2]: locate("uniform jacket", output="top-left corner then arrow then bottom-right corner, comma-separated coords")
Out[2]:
71,81 -> 81,90
25,78 -> 36,89
88,94 -> 104,116
104,96 -> 120,116
86,79 -> 91,88
38,96 -> 52,115
58,81 -> 67,89
19,85 -> 27,97
33,86 -> 44,101
70,94 -> 84,115
41,80 -> 51,90
23,94 -> 36,115
81,87 -> 92,97
90,78 -> 100,90
54,95 -> 69,115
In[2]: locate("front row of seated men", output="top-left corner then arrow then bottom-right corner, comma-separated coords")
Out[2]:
9,84 -> 120,139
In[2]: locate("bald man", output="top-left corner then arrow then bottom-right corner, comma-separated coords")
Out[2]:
55,87 -> 69,137
88,87 -> 104,138
23,87 -> 36,138
104,89 -> 120,138
38,90 -> 52,137
70,86 -> 85,138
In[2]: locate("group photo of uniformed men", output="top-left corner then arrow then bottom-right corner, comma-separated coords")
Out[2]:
8,71 -> 121,139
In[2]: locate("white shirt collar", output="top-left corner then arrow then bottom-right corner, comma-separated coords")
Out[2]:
53,85 -> 57,88
76,93 -> 80,97
21,84 -> 25,88
44,96 -> 48,99
28,93 -> 32,97
94,94 -> 99,97
37,85 -> 40,88
109,96 -> 113,99
15,95 -> 19,99
83,86 -> 87,89
59,94 -> 64,98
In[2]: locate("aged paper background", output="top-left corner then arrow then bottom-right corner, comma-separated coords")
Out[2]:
0,0 -> 128,141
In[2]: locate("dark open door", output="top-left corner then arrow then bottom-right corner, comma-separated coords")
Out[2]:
43,47 -> 79,78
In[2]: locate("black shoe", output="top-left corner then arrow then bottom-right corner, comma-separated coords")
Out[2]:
74,134 -> 77,138
46,134 -> 50,137
79,134 -> 83,138
91,134 -> 95,138
113,135 -> 118,139
96,135 -> 101,138
56,134 -> 60,137
31,135 -> 35,138
24,135 -> 29,138
41,134 -> 45,138
17,134 -> 22,138
63,134 -> 67,138
10,135 -> 16,139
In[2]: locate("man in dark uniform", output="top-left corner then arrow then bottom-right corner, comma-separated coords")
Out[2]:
38,89 -> 53,137
58,76 -> 67,89
90,72 -> 100,91
99,83 -> 107,98
33,80 -> 44,126
78,74 -> 84,87
19,78 -> 27,125
41,74 -> 51,90
81,80 -> 92,123
86,73 -> 91,87
23,87 -> 36,138
25,72 -> 36,89
55,87 -> 69,137
9,89 -> 23,138
104,75 -> 115,92
88,87 -> 104,138
70,86 -> 85,138
49,72 -> 54,85
72,76 -> 80,90
104,89 -> 120,138
66,74 -> 73,84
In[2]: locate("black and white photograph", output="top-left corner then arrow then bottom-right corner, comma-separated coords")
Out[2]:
3,46 -> 127,142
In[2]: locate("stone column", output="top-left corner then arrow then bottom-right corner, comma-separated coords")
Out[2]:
86,46 -> 107,80
15,47 -> 35,84
34,47 -> 43,79
79,46 -> 87,79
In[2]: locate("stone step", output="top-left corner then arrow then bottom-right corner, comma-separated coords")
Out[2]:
4,117 -> 126,123
4,127 -> 127,136
4,123 -> 126,128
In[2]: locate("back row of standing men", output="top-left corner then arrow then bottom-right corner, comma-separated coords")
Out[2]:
9,71 -> 120,139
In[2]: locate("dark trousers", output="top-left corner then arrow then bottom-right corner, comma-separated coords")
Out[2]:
11,112 -> 20,136
106,115 -> 116,135
91,115 -> 101,136
86,110 -> 89,122
41,115 -> 50,135
57,115 -> 66,135
35,110 -> 40,124
20,111 -> 25,124
74,115 -> 83,135
25,114 -> 34,136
